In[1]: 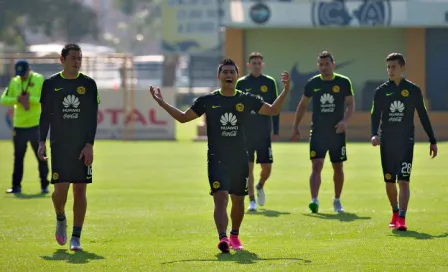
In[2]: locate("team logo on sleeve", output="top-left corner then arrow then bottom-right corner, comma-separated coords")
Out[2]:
52,172 -> 59,180
212,181 -> 220,189
77,86 -> 86,95
332,85 -> 340,93
401,89 -> 409,97
235,103 -> 244,112
260,85 -> 268,93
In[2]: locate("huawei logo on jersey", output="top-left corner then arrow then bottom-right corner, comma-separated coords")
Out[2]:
388,101 -> 405,122
220,112 -> 237,126
62,95 -> 81,119
220,113 -> 238,137
63,95 -> 80,108
320,93 -> 335,113
389,101 -> 404,113
320,93 -> 334,104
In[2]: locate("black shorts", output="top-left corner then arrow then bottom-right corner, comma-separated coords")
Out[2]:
246,137 -> 273,164
309,132 -> 347,163
380,140 -> 414,183
207,156 -> 249,196
50,143 -> 92,184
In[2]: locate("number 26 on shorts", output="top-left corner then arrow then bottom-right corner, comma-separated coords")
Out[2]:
401,162 -> 412,174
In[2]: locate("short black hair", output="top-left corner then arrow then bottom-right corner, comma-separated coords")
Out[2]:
318,51 -> 334,63
61,43 -> 82,59
218,58 -> 239,74
248,52 -> 263,62
386,53 -> 406,66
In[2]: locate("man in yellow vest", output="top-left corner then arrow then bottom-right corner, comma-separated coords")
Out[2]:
1,60 -> 49,194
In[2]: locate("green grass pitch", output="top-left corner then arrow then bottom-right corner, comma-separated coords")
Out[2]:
0,121 -> 447,271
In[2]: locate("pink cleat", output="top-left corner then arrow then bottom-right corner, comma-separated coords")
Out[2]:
229,234 -> 244,251
217,237 -> 230,253
389,211 -> 399,228
55,219 -> 67,245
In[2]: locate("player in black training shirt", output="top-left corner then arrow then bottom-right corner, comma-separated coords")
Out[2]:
150,59 -> 290,253
370,53 -> 438,231
236,52 -> 279,212
292,51 -> 355,214
38,44 -> 100,251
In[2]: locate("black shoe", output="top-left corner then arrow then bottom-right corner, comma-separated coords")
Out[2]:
41,187 -> 50,194
6,188 -> 21,194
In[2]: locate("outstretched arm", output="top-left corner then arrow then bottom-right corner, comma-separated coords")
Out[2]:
160,104 -> 199,123
150,86 -> 200,123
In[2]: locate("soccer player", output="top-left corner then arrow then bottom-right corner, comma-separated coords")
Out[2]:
370,53 -> 437,231
236,52 -> 279,211
150,59 -> 290,253
1,60 -> 50,194
292,51 -> 355,214
38,43 -> 100,251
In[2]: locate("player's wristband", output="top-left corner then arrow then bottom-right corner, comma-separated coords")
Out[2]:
430,138 -> 437,145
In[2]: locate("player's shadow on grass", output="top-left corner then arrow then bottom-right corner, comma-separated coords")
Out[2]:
246,209 -> 291,217
12,193 -> 49,199
161,250 -> 311,265
391,230 -> 448,240
40,249 -> 104,264
303,212 -> 371,222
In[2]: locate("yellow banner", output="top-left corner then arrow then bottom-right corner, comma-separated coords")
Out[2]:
161,0 -> 221,55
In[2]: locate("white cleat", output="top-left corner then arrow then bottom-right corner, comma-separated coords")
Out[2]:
70,237 -> 83,251
248,200 -> 257,211
256,186 -> 265,206
333,200 -> 344,213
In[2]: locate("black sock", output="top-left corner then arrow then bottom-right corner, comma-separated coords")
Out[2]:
72,226 -> 82,238
392,204 -> 399,213
398,210 -> 406,218
249,196 -> 255,202
219,233 -> 227,240
230,229 -> 239,236
56,212 -> 66,221
256,183 -> 263,190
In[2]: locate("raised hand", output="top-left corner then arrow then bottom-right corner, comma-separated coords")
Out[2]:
281,71 -> 290,89
150,86 -> 164,105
